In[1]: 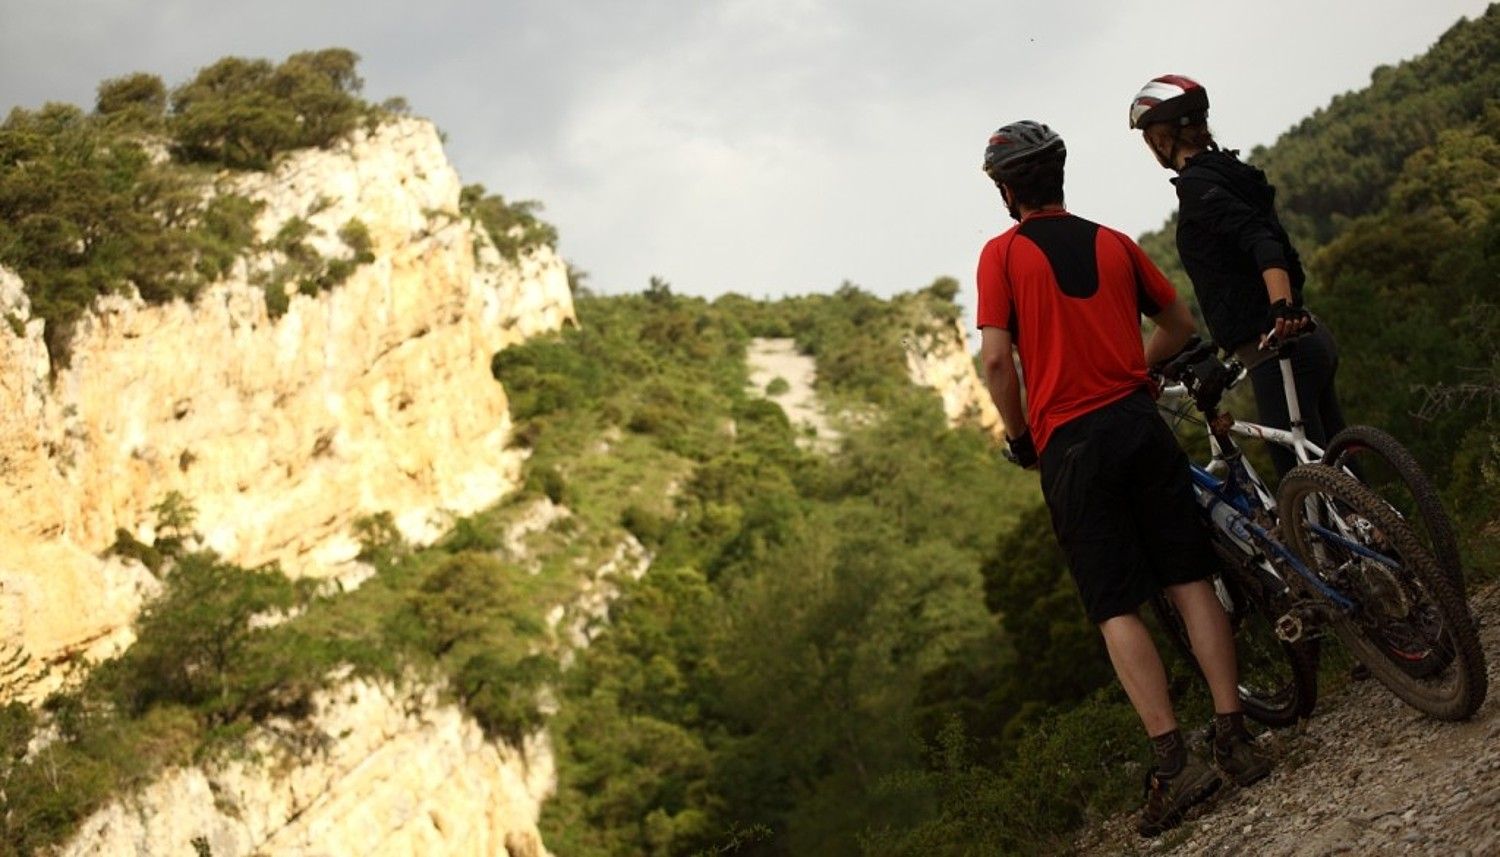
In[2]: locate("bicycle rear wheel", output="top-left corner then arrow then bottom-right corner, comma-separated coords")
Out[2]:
1323,425 -> 1463,589
1152,542 -> 1317,727
1277,464 -> 1486,721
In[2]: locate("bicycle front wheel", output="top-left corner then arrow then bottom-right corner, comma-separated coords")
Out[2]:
1277,464 -> 1487,721
1323,425 -> 1463,589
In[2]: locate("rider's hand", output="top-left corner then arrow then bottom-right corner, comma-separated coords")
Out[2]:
1145,370 -> 1164,401
1260,299 -> 1312,350
1003,428 -> 1039,470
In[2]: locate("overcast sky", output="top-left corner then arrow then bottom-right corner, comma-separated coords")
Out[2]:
1,0 -> 1491,307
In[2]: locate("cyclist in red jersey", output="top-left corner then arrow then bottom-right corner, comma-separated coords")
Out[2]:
976,120 -> 1270,836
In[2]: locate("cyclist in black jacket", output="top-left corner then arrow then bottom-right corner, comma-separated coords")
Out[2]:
1128,74 -> 1348,476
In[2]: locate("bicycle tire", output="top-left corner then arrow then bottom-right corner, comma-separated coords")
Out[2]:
1323,425 -> 1463,589
1151,540 -> 1317,727
1276,464 -> 1487,721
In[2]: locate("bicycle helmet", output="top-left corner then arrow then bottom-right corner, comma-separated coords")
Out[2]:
1128,75 -> 1209,129
981,120 -> 1066,183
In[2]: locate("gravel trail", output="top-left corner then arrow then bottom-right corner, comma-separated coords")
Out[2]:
1074,583 -> 1500,857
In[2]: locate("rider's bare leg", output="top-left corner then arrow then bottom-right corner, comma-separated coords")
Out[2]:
1099,611 -> 1177,736
1165,579 -> 1242,714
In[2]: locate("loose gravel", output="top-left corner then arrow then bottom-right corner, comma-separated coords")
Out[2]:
1073,583 -> 1500,857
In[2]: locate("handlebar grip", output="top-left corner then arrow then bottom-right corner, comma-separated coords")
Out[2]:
1260,315 -> 1319,354
1158,337 -> 1218,383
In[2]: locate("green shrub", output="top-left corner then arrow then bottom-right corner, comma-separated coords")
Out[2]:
621,504 -> 668,547
352,511 -> 409,565
96,553 -> 304,724
257,213 -> 375,313
95,72 -> 167,131
862,694 -> 1146,856
461,183 -> 558,262
764,376 -> 791,396
171,49 -> 374,170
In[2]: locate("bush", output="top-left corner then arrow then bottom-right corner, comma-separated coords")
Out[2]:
353,511 -> 409,565
95,553 -> 305,725
461,183 -> 558,262
95,72 -> 166,130
862,694 -> 1146,856
621,504 -> 668,547
171,49 -> 374,169
256,214 -> 375,314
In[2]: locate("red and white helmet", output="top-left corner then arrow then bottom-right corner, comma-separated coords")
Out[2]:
1128,75 -> 1209,129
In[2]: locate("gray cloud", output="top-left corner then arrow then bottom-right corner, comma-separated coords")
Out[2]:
2,0 -> 1490,305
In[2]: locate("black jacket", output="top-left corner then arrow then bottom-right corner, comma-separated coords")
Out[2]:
1173,150 -> 1305,350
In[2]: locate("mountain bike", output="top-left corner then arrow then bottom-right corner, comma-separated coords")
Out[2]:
1150,336 -> 1487,724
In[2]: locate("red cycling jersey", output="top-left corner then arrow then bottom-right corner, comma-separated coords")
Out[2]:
976,210 -> 1179,452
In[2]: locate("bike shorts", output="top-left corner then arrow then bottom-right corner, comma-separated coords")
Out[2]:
1039,391 -> 1218,624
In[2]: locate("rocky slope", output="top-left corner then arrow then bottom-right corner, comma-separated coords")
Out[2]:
58,679 -> 556,857
1,117 -> 575,855
0,117 -> 574,684
1074,584 -> 1500,857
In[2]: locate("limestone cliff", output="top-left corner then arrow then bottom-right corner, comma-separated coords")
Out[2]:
58,678 -> 556,857
0,118 -> 574,679
903,317 -> 1004,438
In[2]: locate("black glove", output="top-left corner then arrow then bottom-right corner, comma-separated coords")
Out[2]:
1003,428 -> 1038,469
1265,299 -> 1312,334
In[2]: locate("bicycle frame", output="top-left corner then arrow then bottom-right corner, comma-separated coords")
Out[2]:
1160,354 -> 1363,617
1161,357 -> 1325,483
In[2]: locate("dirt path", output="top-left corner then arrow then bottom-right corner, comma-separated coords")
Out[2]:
745,337 -> 838,451
1074,584 -> 1500,856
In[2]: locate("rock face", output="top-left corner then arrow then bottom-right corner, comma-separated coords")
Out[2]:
0,118 -> 574,679
58,678 -> 557,857
903,317 -> 1004,438
744,337 -> 840,451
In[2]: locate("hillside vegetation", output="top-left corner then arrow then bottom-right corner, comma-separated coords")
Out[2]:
0,49 -> 554,364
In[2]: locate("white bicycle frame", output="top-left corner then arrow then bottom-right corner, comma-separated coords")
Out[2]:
1159,354 -> 1320,513
1159,346 -> 1368,617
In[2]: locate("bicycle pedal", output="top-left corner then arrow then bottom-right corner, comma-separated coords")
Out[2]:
1274,612 -> 1305,643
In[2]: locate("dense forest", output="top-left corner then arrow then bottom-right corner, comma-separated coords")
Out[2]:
2,6 -> 1498,854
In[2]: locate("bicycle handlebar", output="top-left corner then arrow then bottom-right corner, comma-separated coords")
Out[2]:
1150,337 -> 1245,417
1155,336 -> 1216,383
1258,317 -> 1317,356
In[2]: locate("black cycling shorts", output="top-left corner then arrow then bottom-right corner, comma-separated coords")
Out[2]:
1039,390 -> 1218,624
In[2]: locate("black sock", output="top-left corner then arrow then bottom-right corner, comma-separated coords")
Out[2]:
1213,712 -> 1246,748
1150,728 -> 1186,776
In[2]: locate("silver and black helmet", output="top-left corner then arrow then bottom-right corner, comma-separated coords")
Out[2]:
981,120 -> 1066,184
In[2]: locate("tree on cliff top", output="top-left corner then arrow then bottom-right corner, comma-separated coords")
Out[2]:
171,49 -> 373,169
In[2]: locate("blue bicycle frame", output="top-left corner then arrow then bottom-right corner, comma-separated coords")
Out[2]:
1188,462 -> 1358,613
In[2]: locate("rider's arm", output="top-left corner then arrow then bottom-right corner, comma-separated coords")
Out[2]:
980,325 -> 1028,440
1176,176 -> 1291,277
1120,231 -> 1199,366
1262,266 -> 1294,305
1144,296 -> 1198,367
